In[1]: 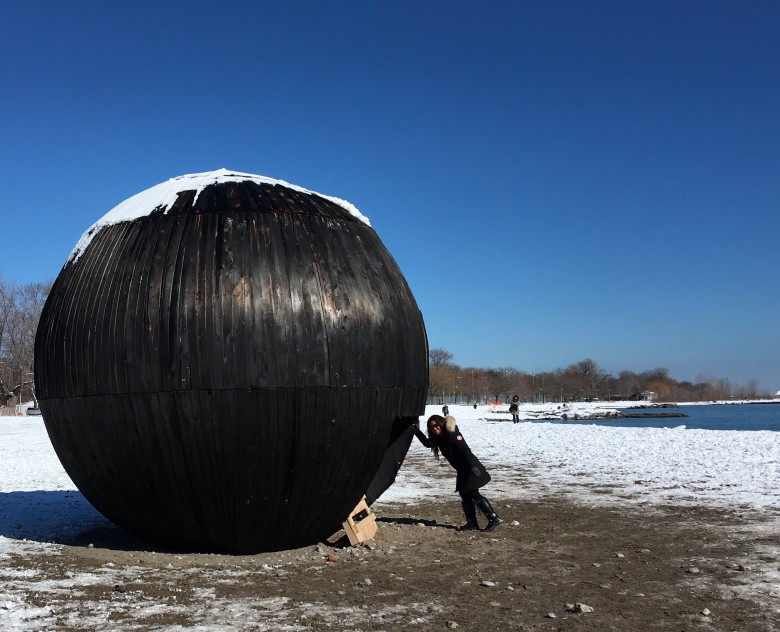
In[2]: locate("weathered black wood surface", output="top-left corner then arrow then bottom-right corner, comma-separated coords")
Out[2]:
35,180 -> 428,553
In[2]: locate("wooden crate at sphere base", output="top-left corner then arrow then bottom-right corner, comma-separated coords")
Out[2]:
342,497 -> 378,545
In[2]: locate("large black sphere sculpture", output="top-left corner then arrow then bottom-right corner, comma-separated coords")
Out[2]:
34,169 -> 428,553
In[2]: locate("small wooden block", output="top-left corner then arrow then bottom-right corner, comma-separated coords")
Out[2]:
342,496 -> 378,545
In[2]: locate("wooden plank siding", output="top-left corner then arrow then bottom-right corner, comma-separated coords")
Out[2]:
35,182 -> 428,553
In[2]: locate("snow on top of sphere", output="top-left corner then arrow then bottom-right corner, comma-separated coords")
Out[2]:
68,169 -> 370,263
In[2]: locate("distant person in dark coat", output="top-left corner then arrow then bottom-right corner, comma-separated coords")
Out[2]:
414,414 -> 502,532
509,395 -> 520,424
442,404 -> 449,417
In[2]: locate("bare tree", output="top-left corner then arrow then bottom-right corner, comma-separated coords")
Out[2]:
0,278 -> 15,404
560,359 -> 609,400
428,364 -> 447,404
429,348 -> 455,368
0,279 -> 13,347
485,369 -> 513,403
1,280 -> 52,405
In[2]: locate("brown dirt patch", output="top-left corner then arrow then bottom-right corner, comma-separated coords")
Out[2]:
3,498 -> 779,631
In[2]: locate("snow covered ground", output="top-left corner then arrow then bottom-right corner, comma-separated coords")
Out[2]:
2,400 -> 779,541
384,403 -> 780,510
1,401 -> 779,629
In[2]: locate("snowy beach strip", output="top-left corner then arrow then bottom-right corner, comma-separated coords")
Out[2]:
2,406 -> 779,534
381,414 -> 780,510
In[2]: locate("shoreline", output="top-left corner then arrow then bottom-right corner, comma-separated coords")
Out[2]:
475,398 -> 780,424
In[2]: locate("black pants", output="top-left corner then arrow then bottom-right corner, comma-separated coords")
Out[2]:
459,488 -> 497,522
459,489 -> 486,504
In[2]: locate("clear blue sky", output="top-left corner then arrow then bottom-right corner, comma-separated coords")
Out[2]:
2,2 -> 778,391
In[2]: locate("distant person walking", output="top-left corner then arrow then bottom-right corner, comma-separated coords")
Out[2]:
509,395 -> 520,423
442,404 -> 449,417
414,415 -> 502,532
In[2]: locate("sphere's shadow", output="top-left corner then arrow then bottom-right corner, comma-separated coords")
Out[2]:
1,491 -> 462,554
0,490 -> 154,551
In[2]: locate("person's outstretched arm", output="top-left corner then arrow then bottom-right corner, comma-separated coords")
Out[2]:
414,426 -> 431,448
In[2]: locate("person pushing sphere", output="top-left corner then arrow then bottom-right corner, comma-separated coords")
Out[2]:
414,415 -> 502,532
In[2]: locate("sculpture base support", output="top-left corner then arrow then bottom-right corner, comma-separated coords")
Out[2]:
342,496 -> 378,545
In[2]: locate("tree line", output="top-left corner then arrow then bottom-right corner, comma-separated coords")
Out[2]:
427,348 -> 770,405
0,278 -> 52,410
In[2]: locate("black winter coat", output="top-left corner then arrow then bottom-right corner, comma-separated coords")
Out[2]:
415,417 -> 491,493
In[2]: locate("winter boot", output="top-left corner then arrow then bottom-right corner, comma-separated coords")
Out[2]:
477,497 -> 502,532
458,499 -> 480,531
